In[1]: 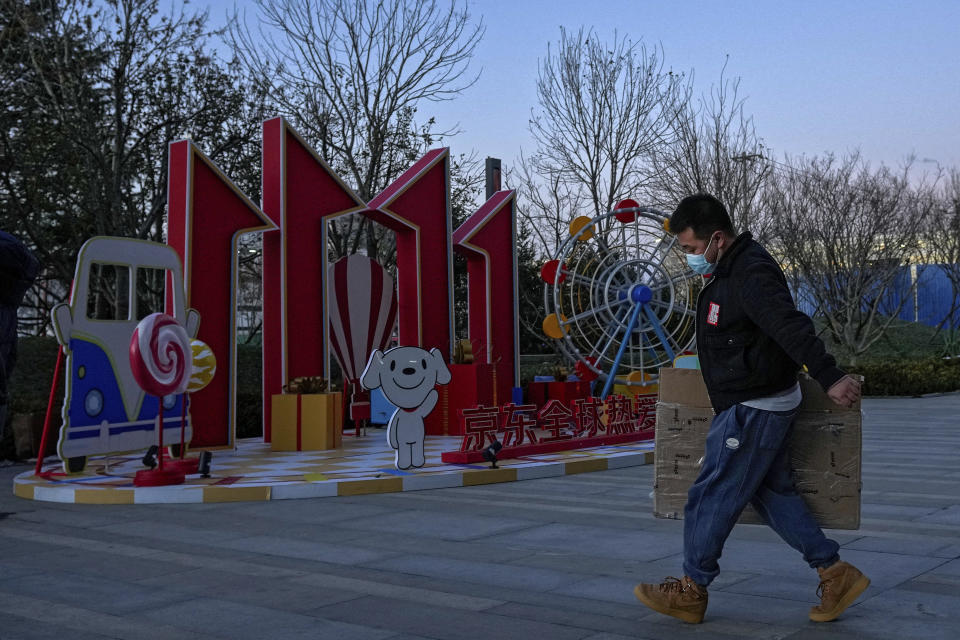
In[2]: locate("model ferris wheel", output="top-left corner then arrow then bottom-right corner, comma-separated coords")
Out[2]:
541,200 -> 701,398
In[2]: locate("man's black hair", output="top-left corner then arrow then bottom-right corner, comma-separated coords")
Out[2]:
669,193 -> 735,240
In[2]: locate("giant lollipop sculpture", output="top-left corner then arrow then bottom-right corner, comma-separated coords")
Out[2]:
130,313 -> 193,486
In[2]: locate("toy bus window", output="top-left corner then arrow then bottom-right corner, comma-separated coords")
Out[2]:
86,263 -> 130,321
136,267 -> 170,319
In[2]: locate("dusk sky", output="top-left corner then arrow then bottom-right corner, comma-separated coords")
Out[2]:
204,0 -> 960,176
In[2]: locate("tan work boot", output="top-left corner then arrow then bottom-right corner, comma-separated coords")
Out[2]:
634,575 -> 708,624
809,561 -> 870,622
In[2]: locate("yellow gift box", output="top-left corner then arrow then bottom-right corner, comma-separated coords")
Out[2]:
271,392 -> 343,451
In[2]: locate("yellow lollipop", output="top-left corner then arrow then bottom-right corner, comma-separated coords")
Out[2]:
188,339 -> 216,392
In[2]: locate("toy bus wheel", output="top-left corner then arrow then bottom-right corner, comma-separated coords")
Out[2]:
169,444 -> 183,458
66,457 -> 86,473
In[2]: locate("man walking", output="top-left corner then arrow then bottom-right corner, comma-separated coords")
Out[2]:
634,194 -> 869,624
0,230 -> 38,453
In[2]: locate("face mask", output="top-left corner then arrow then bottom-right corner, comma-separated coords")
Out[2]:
686,234 -> 718,275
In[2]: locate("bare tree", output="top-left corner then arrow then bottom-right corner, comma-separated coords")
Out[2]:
501,155 -> 584,356
2,0 -> 262,333
647,63 -> 773,241
228,0 -> 484,263
449,150 -> 483,341
508,152 -> 585,260
926,168 -> 960,353
764,152 -> 935,364
528,27 -> 689,226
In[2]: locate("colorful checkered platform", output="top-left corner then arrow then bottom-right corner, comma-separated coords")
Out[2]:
13,433 -> 655,504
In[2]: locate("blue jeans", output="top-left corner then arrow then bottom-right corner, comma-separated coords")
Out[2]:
683,404 -> 840,587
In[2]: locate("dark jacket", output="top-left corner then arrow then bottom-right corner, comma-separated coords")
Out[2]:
696,232 -> 845,412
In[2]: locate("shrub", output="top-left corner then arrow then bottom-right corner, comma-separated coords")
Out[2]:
844,358 -> 960,396
13,334 -> 955,446
8,336 -> 62,415
6,337 -> 267,441
236,343 -> 262,438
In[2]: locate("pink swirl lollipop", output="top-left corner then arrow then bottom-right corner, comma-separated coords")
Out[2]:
129,313 -> 193,397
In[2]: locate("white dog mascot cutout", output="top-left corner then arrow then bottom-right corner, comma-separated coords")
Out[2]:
360,346 -> 452,470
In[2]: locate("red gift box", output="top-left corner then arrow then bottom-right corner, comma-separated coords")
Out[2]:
527,381 -> 549,407
527,379 -> 591,410
424,363 -> 497,436
547,380 -> 591,408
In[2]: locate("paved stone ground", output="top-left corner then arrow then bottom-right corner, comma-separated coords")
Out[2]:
1,393 -> 958,640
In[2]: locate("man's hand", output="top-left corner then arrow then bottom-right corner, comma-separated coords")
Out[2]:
827,375 -> 861,408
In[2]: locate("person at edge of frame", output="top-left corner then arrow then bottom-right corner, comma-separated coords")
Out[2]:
633,193 -> 869,625
0,230 -> 39,460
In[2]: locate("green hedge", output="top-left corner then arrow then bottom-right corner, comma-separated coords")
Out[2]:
3,338 -> 265,442
235,343 -> 262,439
844,357 -> 960,397
6,338 -> 959,442
8,336 -> 62,414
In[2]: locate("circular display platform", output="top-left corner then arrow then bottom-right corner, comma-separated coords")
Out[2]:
14,436 -> 654,504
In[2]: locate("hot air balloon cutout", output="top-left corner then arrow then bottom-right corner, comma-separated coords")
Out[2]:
166,338 -> 217,475
361,346 -> 451,470
541,200 -> 699,398
129,312 -> 193,486
328,254 -> 398,434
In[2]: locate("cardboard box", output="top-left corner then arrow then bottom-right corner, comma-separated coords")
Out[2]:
653,368 -> 862,529
271,392 -> 343,451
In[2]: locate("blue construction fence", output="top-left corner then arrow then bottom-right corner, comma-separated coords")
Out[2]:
794,264 -> 960,329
